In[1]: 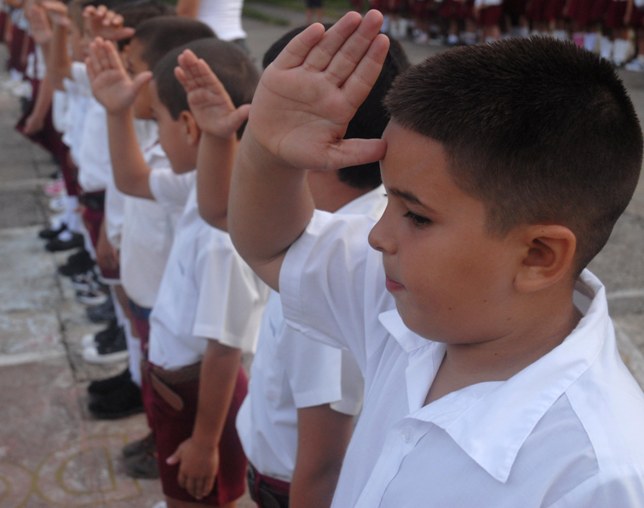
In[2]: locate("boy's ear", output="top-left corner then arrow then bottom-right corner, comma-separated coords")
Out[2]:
514,225 -> 577,293
179,110 -> 201,146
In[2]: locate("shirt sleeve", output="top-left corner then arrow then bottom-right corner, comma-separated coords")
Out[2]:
280,211 -> 388,373
192,228 -> 269,353
149,168 -> 195,209
281,323 -> 364,415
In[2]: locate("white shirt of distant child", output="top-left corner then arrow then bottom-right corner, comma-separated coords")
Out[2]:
279,212 -> 644,507
236,186 -> 386,482
148,179 -> 269,370
61,62 -> 92,167
197,0 -> 245,42
119,123 -> 184,308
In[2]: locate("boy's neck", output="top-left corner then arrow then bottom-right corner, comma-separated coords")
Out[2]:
425,297 -> 582,405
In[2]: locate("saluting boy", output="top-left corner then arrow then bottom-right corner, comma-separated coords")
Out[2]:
228,10 -> 644,507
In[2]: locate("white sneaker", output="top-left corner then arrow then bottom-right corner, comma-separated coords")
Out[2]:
82,326 -> 128,364
625,58 -> 644,72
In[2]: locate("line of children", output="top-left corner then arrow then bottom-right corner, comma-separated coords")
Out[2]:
227,9 -> 644,507
6,2 -> 644,508
374,0 -> 644,68
87,27 -> 269,506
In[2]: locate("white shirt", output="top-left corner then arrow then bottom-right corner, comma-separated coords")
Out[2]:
197,0 -> 246,41
120,134 -> 182,308
77,97 -> 110,193
280,212 -> 644,508
236,186 -> 386,481
148,184 -> 269,370
61,63 -> 92,165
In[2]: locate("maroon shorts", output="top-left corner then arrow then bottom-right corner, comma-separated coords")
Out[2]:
81,192 -> 120,280
503,0 -> 527,18
440,0 -> 474,20
630,6 -> 644,28
604,0 -> 627,28
479,5 -> 503,25
0,11 -> 7,43
151,366 -> 248,505
128,299 -> 153,428
589,0 -> 611,23
566,0 -> 594,25
526,0 -> 547,21
409,0 -> 432,19
7,25 -> 32,74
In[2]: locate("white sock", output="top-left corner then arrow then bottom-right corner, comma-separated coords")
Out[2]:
600,36 -> 613,60
584,32 -> 598,53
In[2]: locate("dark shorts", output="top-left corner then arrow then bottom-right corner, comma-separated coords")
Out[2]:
80,192 -> 120,281
566,0 -> 594,25
128,299 -> 153,428
440,0 -> 474,20
604,0 -> 627,28
478,5 -> 503,26
306,0 -> 323,8
151,365 -> 248,505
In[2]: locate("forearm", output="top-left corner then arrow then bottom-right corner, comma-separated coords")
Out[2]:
228,130 -> 315,290
175,0 -> 200,17
48,23 -> 70,90
191,341 -> 242,450
106,110 -> 153,199
196,132 -> 236,231
28,73 -> 53,120
290,405 -> 354,508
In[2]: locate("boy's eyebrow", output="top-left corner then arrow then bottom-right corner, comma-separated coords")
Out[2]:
388,188 -> 436,212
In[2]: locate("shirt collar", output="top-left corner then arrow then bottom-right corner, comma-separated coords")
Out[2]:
379,270 -> 610,483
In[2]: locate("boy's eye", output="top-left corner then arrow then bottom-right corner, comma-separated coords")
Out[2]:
404,210 -> 431,227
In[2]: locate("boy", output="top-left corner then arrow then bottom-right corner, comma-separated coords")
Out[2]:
86,9 -> 216,478
176,27 -> 408,507
87,36 -> 267,507
228,10 -> 644,507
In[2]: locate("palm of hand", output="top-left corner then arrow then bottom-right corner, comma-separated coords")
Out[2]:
187,87 -> 237,138
252,65 -> 358,171
90,69 -> 137,113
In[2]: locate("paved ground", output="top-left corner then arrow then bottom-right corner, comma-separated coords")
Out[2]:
0,4 -> 643,507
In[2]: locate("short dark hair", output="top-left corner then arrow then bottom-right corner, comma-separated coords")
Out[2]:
114,0 -> 176,51
134,16 -> 215,70
152,38 -> 259,138
263,26 -> 410,190
385,37 -> 642,272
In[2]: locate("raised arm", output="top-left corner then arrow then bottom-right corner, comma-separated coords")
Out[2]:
86,37 -> 154,199
42,0 -> 72,90
175,49 -> 251,231
228,10 -> 389,290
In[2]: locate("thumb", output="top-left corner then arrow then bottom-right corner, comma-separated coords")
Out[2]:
229,104 -> 252,132
166,447 -> 181,465
132,71 -> 153,93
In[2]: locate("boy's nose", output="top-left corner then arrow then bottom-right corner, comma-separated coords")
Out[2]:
368,212 -> 396,254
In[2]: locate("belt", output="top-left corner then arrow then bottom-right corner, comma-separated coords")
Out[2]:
143,360 -> 201,412
247,464 -> 290,508
79,191 -> 105,210
127,298 -> 151,320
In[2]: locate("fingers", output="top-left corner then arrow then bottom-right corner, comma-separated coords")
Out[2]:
326,10 -> 386,88
176,50 -> 220,93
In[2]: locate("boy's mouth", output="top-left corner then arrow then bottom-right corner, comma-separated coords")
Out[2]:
385,276 -> 404,292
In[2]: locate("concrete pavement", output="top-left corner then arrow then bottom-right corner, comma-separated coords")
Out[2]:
0,4 -> 643,507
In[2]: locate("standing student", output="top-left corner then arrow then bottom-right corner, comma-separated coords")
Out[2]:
87,36 -> 267,507
176,26 -> 409,508
228,11 -> 644,507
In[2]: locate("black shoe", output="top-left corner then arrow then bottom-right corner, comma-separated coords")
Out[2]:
45,232 -> 84,252
87,367 -> 132,397
86,298 -> 116,324
88,380 -> 143,419
123,450 -> 159,479
122,432 -> 156,458
38,223 -> 67,240
81,319 -> 119,349
58,250 -> 94,277
83,326 -> 128,364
